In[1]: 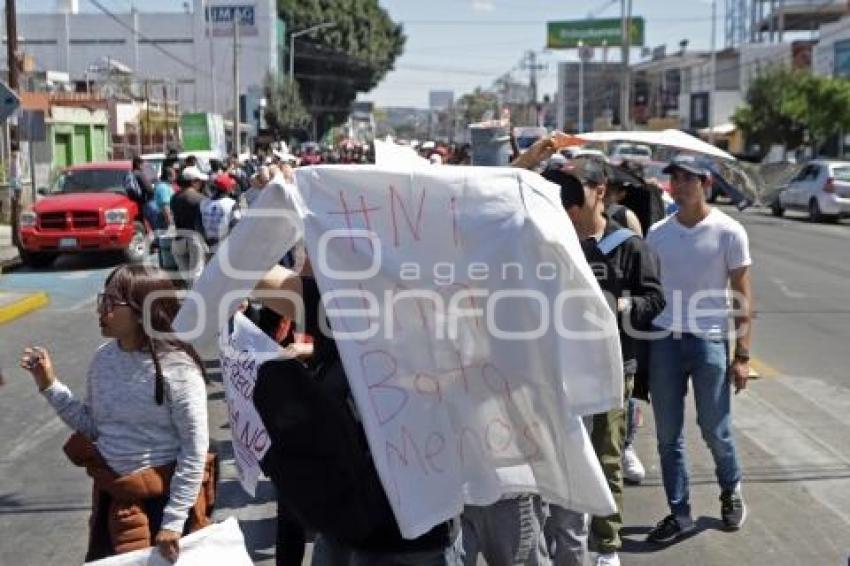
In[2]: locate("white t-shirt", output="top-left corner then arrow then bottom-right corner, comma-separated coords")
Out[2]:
200,196 -> 238,241
647,208 -> 751,336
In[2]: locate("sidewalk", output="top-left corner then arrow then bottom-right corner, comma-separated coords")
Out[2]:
0,224 -> 20,271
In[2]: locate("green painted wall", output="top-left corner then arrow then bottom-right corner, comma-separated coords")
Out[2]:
50,121 -> 110,169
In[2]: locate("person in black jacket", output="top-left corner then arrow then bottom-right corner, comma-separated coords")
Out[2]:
541,161 -> 665,566
251,261 -> 463,565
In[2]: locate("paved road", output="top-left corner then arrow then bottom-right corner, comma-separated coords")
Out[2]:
0,207 -> 848,565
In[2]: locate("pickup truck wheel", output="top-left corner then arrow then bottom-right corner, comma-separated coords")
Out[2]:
19,249 -> 57,269
123,222 -> 148,264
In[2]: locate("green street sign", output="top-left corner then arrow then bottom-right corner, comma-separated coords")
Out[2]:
547,18 -> 645,49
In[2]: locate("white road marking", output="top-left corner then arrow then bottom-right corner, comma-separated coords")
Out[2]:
770,277 -> 808,299
5,416 -> 65,462
57,272 -> 90,280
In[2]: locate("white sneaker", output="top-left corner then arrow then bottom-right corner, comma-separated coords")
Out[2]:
623,445 -> 645,484
596,552 -> 621,566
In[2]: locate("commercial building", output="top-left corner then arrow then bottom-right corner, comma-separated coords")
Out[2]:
555,61 -> 622,133
3,0 -> 281,128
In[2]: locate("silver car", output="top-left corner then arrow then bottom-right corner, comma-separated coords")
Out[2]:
773,160 -> 850,222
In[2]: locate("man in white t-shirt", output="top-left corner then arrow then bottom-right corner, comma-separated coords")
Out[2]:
644,155 -> 753,544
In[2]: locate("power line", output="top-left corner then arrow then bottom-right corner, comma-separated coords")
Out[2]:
589,0 -> 619,19
86,0 -> 207,76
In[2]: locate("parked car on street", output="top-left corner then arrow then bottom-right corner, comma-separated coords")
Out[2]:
772,160 -> 850,222
17,161 -> 149,268
609,143 -> 652,165
561,147 -> 609,162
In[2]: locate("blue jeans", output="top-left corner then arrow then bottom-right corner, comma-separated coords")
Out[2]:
311,531 -> 464,566
462,495 -> 550,565
649,332 -> 742,518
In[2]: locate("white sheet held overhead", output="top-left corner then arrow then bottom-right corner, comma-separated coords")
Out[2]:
175,164 -> 623,539
577,129 -> 736,161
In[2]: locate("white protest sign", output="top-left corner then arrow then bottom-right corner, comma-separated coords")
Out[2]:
219,313 -> 283,496
85,516 -> 252,565
175,165 -> 623,539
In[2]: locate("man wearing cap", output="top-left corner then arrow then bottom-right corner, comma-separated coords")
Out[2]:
170,166 -> 209,285
200,174 -> 241,254
644,155 -> 752,543
541,159 -> 665,566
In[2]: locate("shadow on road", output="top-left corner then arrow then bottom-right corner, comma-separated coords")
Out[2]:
621,516 -> 726,554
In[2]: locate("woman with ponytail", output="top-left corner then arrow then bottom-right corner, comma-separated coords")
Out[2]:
20,264 -> 211,563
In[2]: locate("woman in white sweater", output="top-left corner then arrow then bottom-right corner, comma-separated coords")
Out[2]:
20,264 -> 208,563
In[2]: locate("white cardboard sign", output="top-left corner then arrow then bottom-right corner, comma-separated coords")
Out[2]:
219,312 -> 283,496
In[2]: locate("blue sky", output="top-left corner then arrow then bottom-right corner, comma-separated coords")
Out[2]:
27,0 -> 723,108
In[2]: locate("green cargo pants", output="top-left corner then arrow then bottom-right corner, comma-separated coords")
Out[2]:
589,376 -> 633,554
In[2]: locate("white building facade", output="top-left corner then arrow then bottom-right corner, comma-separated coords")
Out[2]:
4,0 -> 280,122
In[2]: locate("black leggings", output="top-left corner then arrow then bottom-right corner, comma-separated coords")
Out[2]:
276,490 -> 307,565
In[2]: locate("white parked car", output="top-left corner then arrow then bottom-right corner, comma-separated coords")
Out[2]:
773,160 -> 850,222
561,147 -> 609,162
609,143 -> 652,164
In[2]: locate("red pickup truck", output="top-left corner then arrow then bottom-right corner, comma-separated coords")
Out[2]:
17,161 -> 149,268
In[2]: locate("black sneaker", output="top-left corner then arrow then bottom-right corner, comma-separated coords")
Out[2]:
646,513 -> 695,543
720,485 -> 747,529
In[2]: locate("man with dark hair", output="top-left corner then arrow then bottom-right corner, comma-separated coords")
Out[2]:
131,156 -> 157,228
541,160 -> 665,566
170,166 -> 209,286
644,155 -> 752,544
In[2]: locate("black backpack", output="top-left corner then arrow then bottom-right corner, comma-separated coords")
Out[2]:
252,344 -> 400,547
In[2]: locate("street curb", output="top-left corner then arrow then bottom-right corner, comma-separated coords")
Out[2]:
0,256 -> 21,273
0,292 -> 49,325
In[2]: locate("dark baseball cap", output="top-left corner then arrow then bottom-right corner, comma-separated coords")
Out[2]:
663,155 -> 711,178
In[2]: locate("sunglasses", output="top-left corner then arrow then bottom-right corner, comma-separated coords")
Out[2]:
97,293 -> 131,312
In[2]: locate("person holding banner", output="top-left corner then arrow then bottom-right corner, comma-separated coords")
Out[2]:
19,265 -> 211,563
251,262 -> 464,566
540,161 -> 665,566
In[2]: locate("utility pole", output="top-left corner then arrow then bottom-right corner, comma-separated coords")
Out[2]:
6,0 -> 20,246
163,82 -> 169,153
145,80 -> 151,152
709,0 -> 717,145
232,16 -> 241,157
521,51 -> 545,126
63,9 -> 71,74
131,7 -> 140,77
205,0 -> 218,113
620,0 -> 632,129
578,42 -> 585,133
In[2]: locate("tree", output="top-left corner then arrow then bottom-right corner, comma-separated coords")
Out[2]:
264,74 -> 311,139
457,88 -> 499,126
732,66 -> 804,157
279,0 -> 405,139
783,72 -> 850,154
